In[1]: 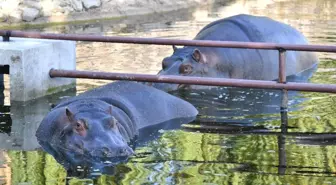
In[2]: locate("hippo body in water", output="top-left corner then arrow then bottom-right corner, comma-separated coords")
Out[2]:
153,14 -> 319,91
35,81 -> 198,170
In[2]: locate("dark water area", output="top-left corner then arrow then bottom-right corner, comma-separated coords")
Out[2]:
1,0 -> 336,184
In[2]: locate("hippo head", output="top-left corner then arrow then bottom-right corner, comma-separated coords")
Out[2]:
152,46 -> 217,92
39,105 -> 134,168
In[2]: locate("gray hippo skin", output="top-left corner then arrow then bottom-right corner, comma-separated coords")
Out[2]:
35,81 -> 198,169
153,14 -> 319,91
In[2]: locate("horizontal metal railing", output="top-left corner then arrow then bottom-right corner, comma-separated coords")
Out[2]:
1,30 -> 336,52
49,69 -> 336,93
1,30 -> 335,93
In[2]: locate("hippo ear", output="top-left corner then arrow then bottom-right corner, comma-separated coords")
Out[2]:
172,45 -> 178,52
192,49 -> 205,63
111,117 -> 118,129
106,106 -> 118,128
65,107 -> 75,122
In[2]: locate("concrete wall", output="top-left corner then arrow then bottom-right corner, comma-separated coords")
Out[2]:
0,38 -> 76,102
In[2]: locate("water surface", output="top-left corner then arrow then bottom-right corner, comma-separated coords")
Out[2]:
1,0 -> 336,184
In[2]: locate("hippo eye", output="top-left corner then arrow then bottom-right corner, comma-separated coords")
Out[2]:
78,119 -> 88,129
74,120 -> 87,131
73,120 -> 88,137
179,64 -> 193,75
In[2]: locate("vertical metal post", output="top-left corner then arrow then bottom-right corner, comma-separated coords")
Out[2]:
278,49 -> 288,129
280,91 -> 288,133
278,49 -> 288,175
2,31 -> 11,42
278,49 -> 286,84
278,133 -> 287,175
0,65 -> 7,107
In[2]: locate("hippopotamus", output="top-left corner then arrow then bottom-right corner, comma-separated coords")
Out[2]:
35,81 -> 198,171
152,14 -> 319,91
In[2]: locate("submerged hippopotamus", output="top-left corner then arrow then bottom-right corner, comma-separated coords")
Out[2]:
35,81 -> 198,170
153,14 -> 319,91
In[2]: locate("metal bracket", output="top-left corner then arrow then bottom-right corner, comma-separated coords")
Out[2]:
2,31 -> 11,42
0,65 -> 9,74
277,48 -> 286,52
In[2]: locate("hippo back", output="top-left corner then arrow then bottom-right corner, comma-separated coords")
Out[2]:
196,14 -> 305,43
55,81 -> 198,129
195,14 -> 318,80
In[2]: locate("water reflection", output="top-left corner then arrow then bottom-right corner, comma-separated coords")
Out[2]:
1,0 -> 336,184
0,89 -> 76,151
42,116 -> 198,179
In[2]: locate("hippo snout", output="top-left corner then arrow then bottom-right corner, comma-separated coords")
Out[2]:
91,146 -> 134,158
152,82 -> 179,92
142,81 -> 153,87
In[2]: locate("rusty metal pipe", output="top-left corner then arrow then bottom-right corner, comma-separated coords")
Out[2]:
49,69 -> 336,93
278,50 -> 289,114
278,50 -> 286,83
2,30 -> 336,52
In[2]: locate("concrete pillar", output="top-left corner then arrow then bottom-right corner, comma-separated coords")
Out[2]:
0,38 -> 76,102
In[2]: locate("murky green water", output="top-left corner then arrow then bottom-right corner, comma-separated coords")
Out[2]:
1,0 -> 336,184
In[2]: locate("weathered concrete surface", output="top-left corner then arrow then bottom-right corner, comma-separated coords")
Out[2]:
22,7 -> 40,22
0,38 -> 76,102
0,0 -> 207,25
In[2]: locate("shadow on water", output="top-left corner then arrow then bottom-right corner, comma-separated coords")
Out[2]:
62,116 -> 198,179
1,61 -> 334,180
171,64 -> 318,130
42,62 -> 334,179
164,63 -> 336,178
0,81 -> 199,179
0,88 -> 76,151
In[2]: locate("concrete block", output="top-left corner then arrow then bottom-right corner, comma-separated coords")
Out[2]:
0,38 -> 76,102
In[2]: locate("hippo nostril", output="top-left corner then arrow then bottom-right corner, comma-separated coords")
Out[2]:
74,142 -> 84,153
75,143 -> 82,149
101,147 -> 111,156
119,148 -> 128,155
178,84 -> 189,89
124,147 -> 135,156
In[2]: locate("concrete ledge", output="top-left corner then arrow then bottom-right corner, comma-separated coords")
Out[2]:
0,38 -> 76,102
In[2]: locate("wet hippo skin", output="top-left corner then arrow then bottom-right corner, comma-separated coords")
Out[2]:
152,14 -> 319,91
35,81 -> 198,170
